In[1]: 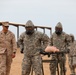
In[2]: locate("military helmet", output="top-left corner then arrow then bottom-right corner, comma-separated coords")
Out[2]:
55,22 -> 63,28
25,20 -> 34,28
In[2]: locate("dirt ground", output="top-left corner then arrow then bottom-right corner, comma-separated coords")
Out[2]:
10,48 -> 71,75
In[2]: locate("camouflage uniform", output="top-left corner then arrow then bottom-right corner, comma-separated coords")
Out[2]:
49,22 -> 70,75
18,20 -> 49,75
0,30 -> 17,75
0,53 -> 6,75
68,34 -> 76,75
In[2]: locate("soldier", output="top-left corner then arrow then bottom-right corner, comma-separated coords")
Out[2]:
18,20 -> 59,75
68,34 -> 76,75
0,21 -> 17,75
49,22 -> 70,75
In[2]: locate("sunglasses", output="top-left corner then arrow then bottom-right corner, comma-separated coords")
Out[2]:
4,26 -> 9,28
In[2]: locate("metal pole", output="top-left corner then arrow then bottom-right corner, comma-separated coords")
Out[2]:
17,26 -> 19,47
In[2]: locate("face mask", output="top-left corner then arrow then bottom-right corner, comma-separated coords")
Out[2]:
71,36 -> 74,42
26,30 -> 34,35
55,28 -> 62,35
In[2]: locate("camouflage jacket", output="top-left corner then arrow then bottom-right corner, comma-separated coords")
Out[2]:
0,30 -> 17,55
18,30 -> 49,56
69,41 -> 76,56
49,32 -> 70,51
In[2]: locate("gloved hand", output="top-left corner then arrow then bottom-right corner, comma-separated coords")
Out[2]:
20,48 -> 24,53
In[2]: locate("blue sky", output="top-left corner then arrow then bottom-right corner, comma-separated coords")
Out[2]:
0,0 -> 76,40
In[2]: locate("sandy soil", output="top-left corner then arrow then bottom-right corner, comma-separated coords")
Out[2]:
10,48 -> 71,75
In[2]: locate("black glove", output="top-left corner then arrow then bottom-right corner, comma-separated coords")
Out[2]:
20,48 -> 24,53
40,50 -> 46,55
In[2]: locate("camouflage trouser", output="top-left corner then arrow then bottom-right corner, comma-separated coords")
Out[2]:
6,55 -> 12,75
50,54 -> 66,75
0,54 -> 6,75
68,57 -> 76,75
49,59 -> 57,75
22,55 -> 42,75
